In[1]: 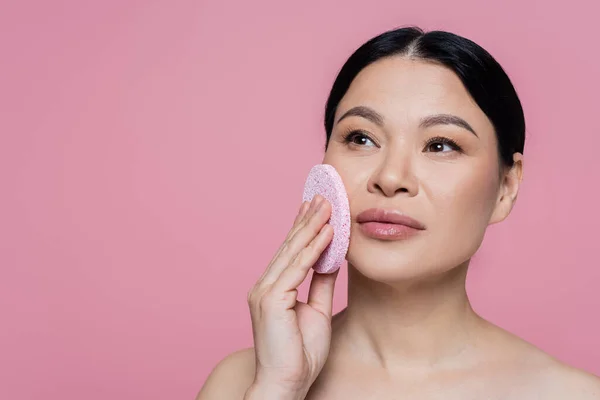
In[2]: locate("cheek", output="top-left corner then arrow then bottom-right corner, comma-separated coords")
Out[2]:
428,163 -> 499,254
407,166 -> 498,271
438,174 -> 497,222
322,152 -> 371,207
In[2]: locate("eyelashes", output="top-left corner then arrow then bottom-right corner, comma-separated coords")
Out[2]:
423,136 -> 463,153
341,129 -> 374,146
340,129 -> 464,153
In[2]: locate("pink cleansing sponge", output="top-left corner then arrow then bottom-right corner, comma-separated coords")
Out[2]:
302,164 -> 351,274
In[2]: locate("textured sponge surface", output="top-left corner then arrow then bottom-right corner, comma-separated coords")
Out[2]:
302,164 -> 351,274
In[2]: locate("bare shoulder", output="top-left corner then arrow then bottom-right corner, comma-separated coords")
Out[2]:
195,347 -> 256,400
536,358 -> 600,399
515,342 -> 600,399
484,321 -> 600,399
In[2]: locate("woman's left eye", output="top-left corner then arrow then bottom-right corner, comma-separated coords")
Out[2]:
424,137 -> 462,153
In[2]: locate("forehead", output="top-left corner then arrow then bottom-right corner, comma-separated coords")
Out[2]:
335,56 -> 493,135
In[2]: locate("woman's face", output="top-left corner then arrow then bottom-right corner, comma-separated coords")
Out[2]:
323,56 -> 521,282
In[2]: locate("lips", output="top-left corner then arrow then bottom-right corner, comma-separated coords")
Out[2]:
355,208 -> 425,240
355,208 -> 426,230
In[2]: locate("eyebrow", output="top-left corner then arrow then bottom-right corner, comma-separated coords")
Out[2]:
336,105 -> 478,137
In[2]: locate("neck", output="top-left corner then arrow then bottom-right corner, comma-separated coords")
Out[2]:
335,261 -> 487,373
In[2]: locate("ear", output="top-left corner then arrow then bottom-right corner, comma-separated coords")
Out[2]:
489,153 -> 524,225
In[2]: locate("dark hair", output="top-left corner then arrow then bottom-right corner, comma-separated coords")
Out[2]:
324,26 -> 525,168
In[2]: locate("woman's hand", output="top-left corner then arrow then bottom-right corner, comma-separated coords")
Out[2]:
245,195 -> 340,399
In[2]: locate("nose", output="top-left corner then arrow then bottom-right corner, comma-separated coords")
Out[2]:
367,145 -> 418,197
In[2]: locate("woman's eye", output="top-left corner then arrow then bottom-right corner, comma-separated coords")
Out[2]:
427,142 -> 452,152
425,137 -> 462,153
344,131 -> 376,147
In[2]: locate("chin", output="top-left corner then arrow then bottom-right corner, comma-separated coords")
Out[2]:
345,234 -> 470,284
345,238 -> 430,282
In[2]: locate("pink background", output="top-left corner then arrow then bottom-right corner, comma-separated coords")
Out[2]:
1,1 -> 599,399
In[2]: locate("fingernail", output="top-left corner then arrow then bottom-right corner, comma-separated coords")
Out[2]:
311,197 -> 325,215
309,196 -> 319,211
315,196 -> 325,208
297,202 -> 306,215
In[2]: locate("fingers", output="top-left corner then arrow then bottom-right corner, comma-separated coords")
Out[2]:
256,200 -> 311,283
307,269 -> 340,319
259,196 -> 331,285
293,201 -> 311,227
271,222 -> 334,293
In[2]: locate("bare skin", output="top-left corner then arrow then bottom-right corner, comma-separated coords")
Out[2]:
198,56 -> 600,399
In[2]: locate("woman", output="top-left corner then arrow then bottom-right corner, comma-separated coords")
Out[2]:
198,26 -> 600,399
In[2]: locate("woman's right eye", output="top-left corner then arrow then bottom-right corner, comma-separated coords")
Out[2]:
342,130 -> 376,147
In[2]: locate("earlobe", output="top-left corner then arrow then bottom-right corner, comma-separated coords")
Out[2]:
489,195 -> 511,225
488,153 -> 524,225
